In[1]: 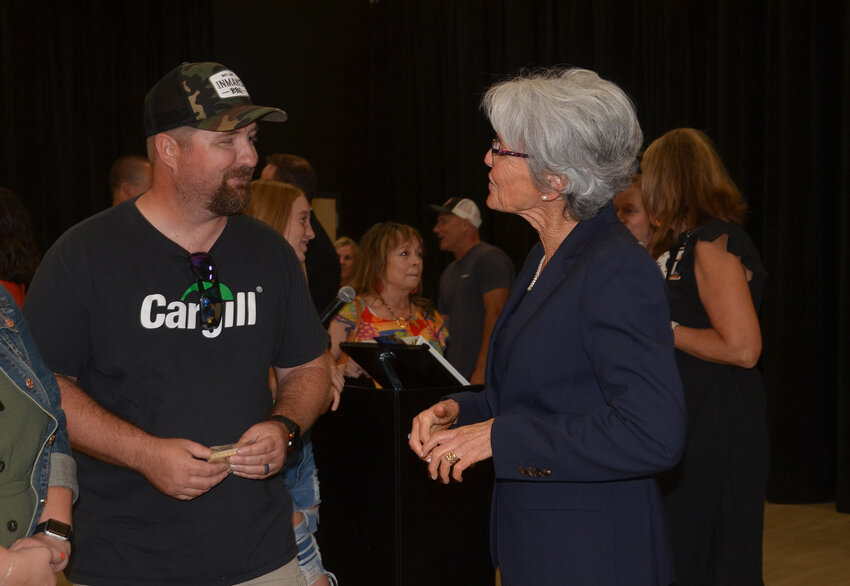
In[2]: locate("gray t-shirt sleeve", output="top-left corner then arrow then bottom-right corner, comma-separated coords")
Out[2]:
475,249 -> 515,294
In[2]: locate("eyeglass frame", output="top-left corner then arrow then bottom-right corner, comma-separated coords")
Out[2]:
491,138 -> 531,159
188,252 -> 224,331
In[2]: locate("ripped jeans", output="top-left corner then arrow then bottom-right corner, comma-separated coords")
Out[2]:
285,434 -> 336,585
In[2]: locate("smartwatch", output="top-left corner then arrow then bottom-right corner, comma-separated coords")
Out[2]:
270,414 -> 302,454
34,519 -> 73,542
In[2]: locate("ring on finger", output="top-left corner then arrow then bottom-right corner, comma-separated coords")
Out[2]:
444,450 -> 460,465
264,463 -> 270,475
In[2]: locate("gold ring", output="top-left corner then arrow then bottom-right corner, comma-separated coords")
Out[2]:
444,451 -> 460,465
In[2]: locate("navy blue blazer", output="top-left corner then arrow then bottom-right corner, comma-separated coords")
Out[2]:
451,205 -> 686,585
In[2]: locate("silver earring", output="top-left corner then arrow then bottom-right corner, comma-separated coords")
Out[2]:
542,195 -> 548,201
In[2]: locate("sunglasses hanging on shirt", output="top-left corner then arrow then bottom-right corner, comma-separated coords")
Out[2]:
188,252 -> 223,330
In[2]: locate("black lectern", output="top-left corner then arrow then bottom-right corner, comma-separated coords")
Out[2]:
312,354 -> 494,585
339,340 -> 469,389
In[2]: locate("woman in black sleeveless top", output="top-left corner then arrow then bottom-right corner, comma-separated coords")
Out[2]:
642,128 -> 769,586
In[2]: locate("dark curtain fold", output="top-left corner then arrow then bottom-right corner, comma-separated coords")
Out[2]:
0,0 -> 213,252
833,0 -> 850,513
1,0 -> 847,509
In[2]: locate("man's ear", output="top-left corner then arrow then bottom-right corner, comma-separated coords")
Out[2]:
154,133 -> 180,171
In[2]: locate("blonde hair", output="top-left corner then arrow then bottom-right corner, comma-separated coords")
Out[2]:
641,128 -> 748,259
334,235 -> 358,253
246,179 -> 305,237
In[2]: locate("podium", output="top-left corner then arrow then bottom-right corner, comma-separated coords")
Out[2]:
312,383 -> 495,585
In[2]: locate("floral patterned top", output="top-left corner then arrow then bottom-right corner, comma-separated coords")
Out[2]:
334,296 -> 449,355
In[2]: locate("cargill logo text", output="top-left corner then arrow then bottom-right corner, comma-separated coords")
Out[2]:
139,292 -> 257,338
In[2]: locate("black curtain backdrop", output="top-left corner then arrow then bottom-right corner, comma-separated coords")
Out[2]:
1,1 -> 848,510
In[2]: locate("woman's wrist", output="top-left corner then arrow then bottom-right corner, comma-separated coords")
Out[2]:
1,551 -> 15,586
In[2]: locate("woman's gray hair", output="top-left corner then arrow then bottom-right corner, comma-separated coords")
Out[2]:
482,67 -> 642,221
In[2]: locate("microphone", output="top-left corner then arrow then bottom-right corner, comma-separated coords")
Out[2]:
320,286 -> 356,328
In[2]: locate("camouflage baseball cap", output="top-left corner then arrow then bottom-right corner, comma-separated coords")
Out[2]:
142,62 -> 287,137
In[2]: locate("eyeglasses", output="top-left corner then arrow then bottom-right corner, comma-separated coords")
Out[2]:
491,139 -> 530,159
188,252 -> 223,330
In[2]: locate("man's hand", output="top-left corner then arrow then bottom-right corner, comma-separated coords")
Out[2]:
136,437 -> 229,500
340,359 -> 365,379
228,420 -> 288,479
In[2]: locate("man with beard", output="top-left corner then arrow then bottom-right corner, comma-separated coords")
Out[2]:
23,62 -> 331,586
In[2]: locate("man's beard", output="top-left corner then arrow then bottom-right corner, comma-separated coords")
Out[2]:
207,166 -> 254,216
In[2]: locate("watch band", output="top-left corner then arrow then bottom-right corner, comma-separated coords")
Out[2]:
34,519 -> 73,542
270,414 -> 301,454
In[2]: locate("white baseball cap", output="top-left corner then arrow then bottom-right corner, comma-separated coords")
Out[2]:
428,197 -> 482,228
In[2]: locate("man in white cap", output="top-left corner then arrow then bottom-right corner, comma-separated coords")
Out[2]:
430,197 -> 514,385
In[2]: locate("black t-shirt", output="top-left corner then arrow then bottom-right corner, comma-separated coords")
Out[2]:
24,202 -> 328,586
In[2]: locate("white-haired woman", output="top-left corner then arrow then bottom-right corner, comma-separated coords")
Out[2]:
409,68 -> 686,584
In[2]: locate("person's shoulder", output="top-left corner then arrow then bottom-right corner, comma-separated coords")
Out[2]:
0,285 -> 22,317
226,214 -> 290,248
45,204 -> 134,253
228,212 -> 279,236
693,218 -> 753,245
336,297 -> 360,321
469,242 -> 512,269
471,242 -> 514,287
577,221 -> 660,278
476,241 -> 510,259
693,219 -> 765,276
561,204 -> 630,258
218,215 -> 300,279
591,218 -> 645,253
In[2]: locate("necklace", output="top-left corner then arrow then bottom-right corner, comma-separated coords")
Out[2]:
378,295 -> 413,327
527,255 -> 546,291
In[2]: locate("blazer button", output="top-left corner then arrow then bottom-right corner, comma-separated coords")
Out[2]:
7,520 -> 18,532
25,378 -> 35,389
48,434 -> 56,445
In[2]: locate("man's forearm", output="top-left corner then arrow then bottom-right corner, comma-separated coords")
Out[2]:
473,289 -> 510,379
56,375 -> 156,471
473,310 -> 500,373
272,352 -> 332,431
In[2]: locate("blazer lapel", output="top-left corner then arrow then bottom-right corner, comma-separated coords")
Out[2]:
487,205 -> 621,378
